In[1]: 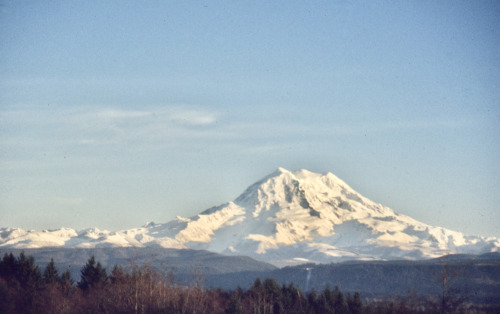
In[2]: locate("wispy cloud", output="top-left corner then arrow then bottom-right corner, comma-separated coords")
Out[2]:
0,104 -> 477,160
167,110 -> 217,126
86,107 -> 217,126
94,109 -> 152,120
0,105 -> 225,160
72,106 -> 220,144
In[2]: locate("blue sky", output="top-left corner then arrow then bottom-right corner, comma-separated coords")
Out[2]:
1,1 -> 499,238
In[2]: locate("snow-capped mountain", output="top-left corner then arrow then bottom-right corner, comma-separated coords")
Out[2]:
1,168 -> 498,266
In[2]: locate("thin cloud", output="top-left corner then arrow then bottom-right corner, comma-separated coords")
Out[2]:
63,107 -> 223,148
168,110 -> 217,126
87,107 -> 216,125
0,106 -> 224,155
1,105 -> 476,156
95,109 -> 152,120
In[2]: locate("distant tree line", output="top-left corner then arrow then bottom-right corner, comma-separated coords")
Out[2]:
0,252 -> 495,313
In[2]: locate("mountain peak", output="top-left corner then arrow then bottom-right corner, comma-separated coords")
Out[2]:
234,168 -> 354,209
1,168 -> 498,266
270,168 -> 352,190
276,167 -> 291,174
273,167 -> 323,179
234,167 -> 300,207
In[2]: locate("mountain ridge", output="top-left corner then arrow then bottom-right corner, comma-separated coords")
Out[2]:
1,168 -> 498,266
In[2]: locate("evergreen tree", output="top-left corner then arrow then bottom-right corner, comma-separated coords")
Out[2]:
109,264 -> 127,285
249,278 -> 264,313
263,277 -> 281,301
251,277 -> 263,292
16,251 -> 42,289
333,285 -> 348,313
59,269 -> 74,297
78,255 -> 107,291
347,291 -> 363,314
281,282 -> 303,311
264,278 -> 283,313
43,258 -> 59,285
225,288 -> 243,314
0,252 -> 17,281
307,288 -> 318,313
320,285 -> 333,313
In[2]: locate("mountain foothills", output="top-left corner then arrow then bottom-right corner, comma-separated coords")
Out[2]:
1,168 -> 499,266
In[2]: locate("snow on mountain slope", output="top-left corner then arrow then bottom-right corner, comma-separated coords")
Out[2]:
1,168 -> 498,266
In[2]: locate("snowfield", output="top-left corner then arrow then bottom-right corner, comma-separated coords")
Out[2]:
1,168 -> 498,266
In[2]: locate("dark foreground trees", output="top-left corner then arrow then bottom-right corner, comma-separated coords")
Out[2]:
0,252 -> 366,313
1,252 -> 498,313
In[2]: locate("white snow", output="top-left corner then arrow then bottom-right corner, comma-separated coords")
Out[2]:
1,168 -> 498,266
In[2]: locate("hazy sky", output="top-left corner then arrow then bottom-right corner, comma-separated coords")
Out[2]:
1,1 -> 499,238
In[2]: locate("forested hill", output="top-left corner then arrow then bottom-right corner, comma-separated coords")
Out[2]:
206,252 -> 500,306
1,247 -> 276,281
